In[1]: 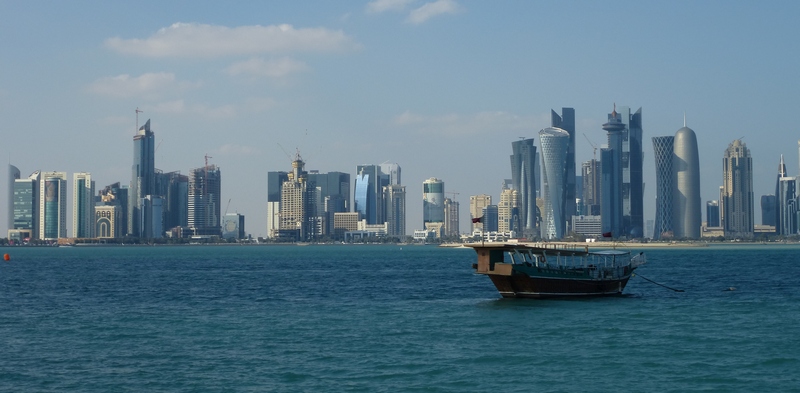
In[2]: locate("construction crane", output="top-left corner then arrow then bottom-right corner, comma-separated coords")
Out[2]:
224,198 -> 231,216
583,133 -> 598,160
135,107 -> 143,134
446,191 -> 460,201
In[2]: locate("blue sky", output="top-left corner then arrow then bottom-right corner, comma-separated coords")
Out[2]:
2,0 -> 799,237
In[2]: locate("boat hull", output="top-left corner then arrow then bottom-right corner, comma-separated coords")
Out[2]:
488,274 -> 632,299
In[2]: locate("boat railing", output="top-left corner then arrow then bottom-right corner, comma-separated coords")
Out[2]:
506,248 -> 636,271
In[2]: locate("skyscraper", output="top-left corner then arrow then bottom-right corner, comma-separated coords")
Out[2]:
8,164 -> 20,231
498,184 -> 519,233
384,184 -> 406,237
581,159 -> 600,216
354,165 -> 388,225
761,195 -> 776,226
775,155 -> 797,235
551,108 -> 576,226
188,164 -> 221,236
722,139 -> 754,238
267,171 -> 288,238
129,119 -> 155,237
423,177 -> 445,230
539,127 -> 570,239
11,170 -> 39,239
509,138 -> 538,238
73,172 -> 95,238
619,106 -> 644,238
601,106 -> 625,238
39,171 -> 67,240
443,197 -> 459,237
97,182 -> 127,238
707,200 -> 720,227
652,136 -> 674,239
673,125 -> 701,239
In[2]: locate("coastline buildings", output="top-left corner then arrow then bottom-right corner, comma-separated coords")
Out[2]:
96,182 -> 127,239
600,105 -> 644,238
551,108 -> 576,228
188,164 -> 221,236
422,177 -> 445,236
38,171 -> 67,240
509,138 -> 538,238
775,155 -> 797,236
129,119 -> 156,237
673,125 -> 701,239
539,127 -> 570,239
761,195 -> 776,226
10,170 -> 39,240
73,172 -> 95,238
707,200 -> 720,227
279,155 -> 311,241
652,136 -> 674,239
444,197 -> 459,237
469,194 -> 491,232
8,165 -> 20,231
266,171 -> 289,238
601,106 -> 625,238
581,159 -> 601,216
722,139 -> 754,238
384,184 -> 406,237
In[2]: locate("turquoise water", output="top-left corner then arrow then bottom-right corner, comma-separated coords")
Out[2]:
1,244 -> 799,392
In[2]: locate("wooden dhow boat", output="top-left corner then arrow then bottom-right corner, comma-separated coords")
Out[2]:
469,243 -> 646,298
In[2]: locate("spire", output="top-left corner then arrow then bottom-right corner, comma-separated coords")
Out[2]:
779,154 -> 786,177
683,112 -> 686,127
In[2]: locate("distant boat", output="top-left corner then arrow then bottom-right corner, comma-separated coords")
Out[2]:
468,243 -> 646,298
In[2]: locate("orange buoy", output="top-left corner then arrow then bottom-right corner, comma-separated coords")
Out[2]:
3,253 -> 9,261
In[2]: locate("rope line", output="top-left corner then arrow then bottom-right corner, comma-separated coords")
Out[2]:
633,273 -> 685,292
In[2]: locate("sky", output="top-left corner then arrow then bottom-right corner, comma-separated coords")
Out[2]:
2,0 -> 799,238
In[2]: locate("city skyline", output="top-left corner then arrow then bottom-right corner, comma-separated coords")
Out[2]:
2,1 -> 800,237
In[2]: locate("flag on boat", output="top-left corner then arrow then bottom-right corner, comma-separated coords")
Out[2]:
472,216 -> 483,223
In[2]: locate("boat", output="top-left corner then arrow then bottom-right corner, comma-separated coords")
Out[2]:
469,243 -> 646,298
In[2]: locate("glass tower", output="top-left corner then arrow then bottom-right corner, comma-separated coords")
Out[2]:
129,119 -> 155,237
652,136 -> 674,239
722,139 -> 754,238
539,127 -> 570,239
551,108 -> 576,229
509,138 -> 538,238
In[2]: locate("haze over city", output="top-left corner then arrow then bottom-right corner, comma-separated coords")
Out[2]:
2,1 -> 798,237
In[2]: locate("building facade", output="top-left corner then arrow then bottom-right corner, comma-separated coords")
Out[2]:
509,138 -> 538,238
11,170 -> 39,239
444,197 -> 459,237
581,159 -> 600,216
722,139 -> 754,238
422,177 -> 445,228
539,127 -> 570,239
384,184 -> 406,237
652,136 -> 675,239
73,172 -> 95,238
673,126 -> 701,239
38,171 -> 67,240
551,108 -> 576,226
129,119 -> 155,237
469,194 -> 491,232
188,164 -> 221,236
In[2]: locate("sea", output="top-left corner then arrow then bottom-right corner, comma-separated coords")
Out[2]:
1,244 -> 799,392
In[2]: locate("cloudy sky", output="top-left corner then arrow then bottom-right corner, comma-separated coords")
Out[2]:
2,0 -> 799,237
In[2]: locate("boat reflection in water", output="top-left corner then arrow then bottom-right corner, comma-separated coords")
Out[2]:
469,243 -> 646,299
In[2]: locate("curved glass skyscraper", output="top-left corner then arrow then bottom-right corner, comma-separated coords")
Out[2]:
538,127 -> 570,240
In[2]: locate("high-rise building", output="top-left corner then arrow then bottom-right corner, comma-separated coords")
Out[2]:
156,171 -> 189,231
8,164 -> 20,231
551,108 -> 576,226
722,139 -> 754,238
38,171 -> 67,240
707,200 -> 720,227
279,155 -> 313,241
380,162 -> 401,185
73,172 -> 95,238
444,197 -> 459,237
775,155 -> 797,235
581,159 -> 600,216
469,194 -> 491,232
11,170 -> 39,239
601,106 -> 625,238
129,119 -> 156,237
652,136 -> 674,239
267,171 -> 288,238
423,177 -> 445,230
481,204 -> 499,232
539,127 -> 570,239
188,164 -> 221,236
384,184 -> 406,237
308,171 -> 351,236
354,165 -> 388,225
510,139 -> 538,238
498,184 -> 519,233
619,106 -> 644,238
761,195 -> 776,226
140,195 -> 164,238
222,213 -> 246,240
673,126 -> 701,239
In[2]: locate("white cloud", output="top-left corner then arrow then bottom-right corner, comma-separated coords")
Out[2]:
391,110 -> 539,136
87,73 -> 197,99
366,0 -> 416,13
407,0 -> 460,24
225,57 -> 310,78
105,23 -> 360,58
243,97 -> 278,112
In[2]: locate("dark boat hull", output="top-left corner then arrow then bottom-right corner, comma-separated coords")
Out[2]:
488,274 -> 632,299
